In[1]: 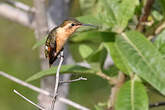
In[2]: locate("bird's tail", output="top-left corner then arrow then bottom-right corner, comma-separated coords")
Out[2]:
49,55 -> 58,67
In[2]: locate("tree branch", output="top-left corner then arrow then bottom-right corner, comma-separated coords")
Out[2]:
13,89 -> 45,110
51,52 -> 64,110
0,71 -> 90,110
136,0 -> 155,32
108,72 -> 125,110
4,0 -> 35,12
60,77 -> 87,84
0,3 -> 34,28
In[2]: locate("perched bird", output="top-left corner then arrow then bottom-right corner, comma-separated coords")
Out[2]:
45,18 -> 96,67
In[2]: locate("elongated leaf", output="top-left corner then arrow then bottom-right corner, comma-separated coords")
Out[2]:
115,80 -> 148,110
26,65 -> 96,82
116,31 -> 165,95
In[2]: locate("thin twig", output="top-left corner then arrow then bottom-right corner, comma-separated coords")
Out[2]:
136,0 -> 155,32
96,71 -> 117,85
13,89 -> 45,110
0,71 -> 90,110
51,51 -> 64,110
60,77 -> 87,84
0,71 -> 50,96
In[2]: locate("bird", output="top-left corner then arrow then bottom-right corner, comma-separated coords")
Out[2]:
45,18 -> 96,67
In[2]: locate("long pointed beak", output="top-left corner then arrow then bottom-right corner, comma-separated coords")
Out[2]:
81,23 -> 97,28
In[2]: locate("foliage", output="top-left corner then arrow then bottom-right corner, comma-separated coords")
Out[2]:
28,0 -> 165,110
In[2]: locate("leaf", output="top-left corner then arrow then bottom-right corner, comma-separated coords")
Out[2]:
69,43 -> 84,62
86,45 -> 107,70
71,31 -> 115,43
104,39 -> 132,75
154,29 -> 165,56
77,15 -> 102,27
26,65 -> 96,82
79,44 -> 94,59
115,80 -> 148,110
114,0 -> 139,31
116,31 -> 165,95
32,36 -> 47,50
97,0 -> 139,32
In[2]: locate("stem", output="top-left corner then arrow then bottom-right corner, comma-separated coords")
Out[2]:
51,51 -> 64,110
136,0 -> 155,32
14,89 -> 45,110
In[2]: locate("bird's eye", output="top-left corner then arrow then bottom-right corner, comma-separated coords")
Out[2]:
71,23 -> 75,26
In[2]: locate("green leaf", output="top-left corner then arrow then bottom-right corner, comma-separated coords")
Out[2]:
116,31 -> 165,95
32,36 -> 47,50
115,80 -> 148,110
69,43 -> 84,62
26,65 -> 96,82
71,31 -> 115,43
114,0 -> 139,32
154,29 -> 165,56
77,15 -> 102,27
79,44 -> 94,59
86,45 -> 107,70
104,39 -> 132,75
97,0 -> 139,32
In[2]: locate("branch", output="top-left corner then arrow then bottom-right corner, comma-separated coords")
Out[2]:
51,51 -> 64,110
60,77 -> 87,84
0,71 -> 49,96
4,0 -> 35,12
13,89 -> 45,110
108,72 -> 125,110
0,3 -> 34,28
96,71 -> 117,85
0,71 -> 90,110
136,0 -> 155,32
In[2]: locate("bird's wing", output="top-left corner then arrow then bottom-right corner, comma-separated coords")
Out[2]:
45,33 -> 57,66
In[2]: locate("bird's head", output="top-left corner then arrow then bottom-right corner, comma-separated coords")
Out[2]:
58,18 -> 96,35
